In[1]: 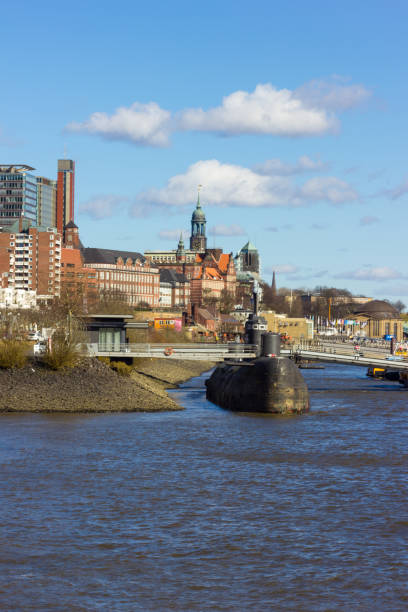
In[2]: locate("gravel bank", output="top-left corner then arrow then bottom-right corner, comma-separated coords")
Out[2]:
0,358 -> 215,413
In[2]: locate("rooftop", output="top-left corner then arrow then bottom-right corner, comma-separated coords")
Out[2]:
82,247 -> 145,265
0,165 -> 35,173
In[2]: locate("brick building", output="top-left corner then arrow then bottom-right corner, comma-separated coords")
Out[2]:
145,199 -> 237,307
0,218 -> 61,300
56,159 -> 75,237
159,269 -> 190,307
81,248 -> 160,308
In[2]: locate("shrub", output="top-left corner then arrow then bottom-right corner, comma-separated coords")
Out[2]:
110,361 -> 133,377
42,330 -> 82,370
0,339 -> 28,369
98,356 -> 111,366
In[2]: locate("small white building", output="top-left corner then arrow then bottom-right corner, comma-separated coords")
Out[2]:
0,288 -> 37,309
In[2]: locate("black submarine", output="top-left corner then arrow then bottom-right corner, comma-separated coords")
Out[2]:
205,281 -> 310,414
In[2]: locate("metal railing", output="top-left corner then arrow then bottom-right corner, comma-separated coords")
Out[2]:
281,345 -> 408,370
87,342 -> 258,360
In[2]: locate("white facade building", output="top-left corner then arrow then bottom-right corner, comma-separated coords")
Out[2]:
0,287 -> 37,309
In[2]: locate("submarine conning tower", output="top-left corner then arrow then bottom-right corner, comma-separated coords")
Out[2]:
205,279 -> 310,414
245,313 -> 268,356
244,279 -> 280,357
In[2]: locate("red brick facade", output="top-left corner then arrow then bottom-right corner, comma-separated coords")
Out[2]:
0,221 -> 62,298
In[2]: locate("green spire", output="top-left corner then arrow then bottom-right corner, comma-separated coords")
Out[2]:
192,191 -> 206,222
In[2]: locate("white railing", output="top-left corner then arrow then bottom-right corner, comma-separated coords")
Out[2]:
281,346 -> 408,371
86,342 -> 257,360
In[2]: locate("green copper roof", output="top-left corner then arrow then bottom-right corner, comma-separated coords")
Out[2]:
240,241 -> 257,252
192,193 -> 206,221
177,232 -> 185,250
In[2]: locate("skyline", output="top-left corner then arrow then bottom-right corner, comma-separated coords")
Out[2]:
1,1 -> 407,302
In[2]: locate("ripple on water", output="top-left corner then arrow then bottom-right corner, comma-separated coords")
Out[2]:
0,364 -> 407,610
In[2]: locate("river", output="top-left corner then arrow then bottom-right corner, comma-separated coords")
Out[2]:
1,364 -> 407,611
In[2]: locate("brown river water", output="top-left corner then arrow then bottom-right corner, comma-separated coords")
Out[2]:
1,364 -> 408,611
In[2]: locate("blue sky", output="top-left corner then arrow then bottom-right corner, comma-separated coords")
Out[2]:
1,0 -> 408,303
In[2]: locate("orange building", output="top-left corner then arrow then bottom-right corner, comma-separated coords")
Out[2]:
190,249 -> 236,305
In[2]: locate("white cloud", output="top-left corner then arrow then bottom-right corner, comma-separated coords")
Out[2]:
264,264 -> 299,275
298,176 -> 359,204
289,269 -> 329,281
209,224 -> 245,236
80,195 -> 127,219
158,229 -> 188,241
178,83 -> 336,137
335,267 -> 404,281
295,77 -> 372,111
139,159 -> 359,208
253,155 -> 328,176
66,78 -> 371,145
67,102 -> 171,147
360,215 -> 379,226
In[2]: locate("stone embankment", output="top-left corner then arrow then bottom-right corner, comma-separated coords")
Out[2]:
0,357 -> 215,413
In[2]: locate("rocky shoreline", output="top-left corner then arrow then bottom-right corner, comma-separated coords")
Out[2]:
0,357 -> 215,413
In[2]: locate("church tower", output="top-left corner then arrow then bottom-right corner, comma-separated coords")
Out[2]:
176,233 -> 186,262
190,193 -> 207,252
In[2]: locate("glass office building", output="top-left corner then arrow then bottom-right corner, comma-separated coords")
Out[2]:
0,165 -> 38,226
37,176 -> 57,228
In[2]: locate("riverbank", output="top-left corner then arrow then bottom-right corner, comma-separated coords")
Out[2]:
0,357 -> 216,413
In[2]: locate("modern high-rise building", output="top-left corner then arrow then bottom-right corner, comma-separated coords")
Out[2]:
36,176 -> 57,228
0,165 -> 38,227
56,159 -> 75,235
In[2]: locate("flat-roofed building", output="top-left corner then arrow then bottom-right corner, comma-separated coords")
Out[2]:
0,165 -> 37,227
37,176 -> 57,228
56,159 -> 75,236
0,218 -> 62,299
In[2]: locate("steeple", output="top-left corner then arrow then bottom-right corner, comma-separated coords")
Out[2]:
177,232 -> 185,251
190,190 -> 207,252
176,232 -> 186,262
271,271 -> 277,296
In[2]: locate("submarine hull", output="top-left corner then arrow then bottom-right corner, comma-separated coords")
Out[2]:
206,356 -> 310,414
